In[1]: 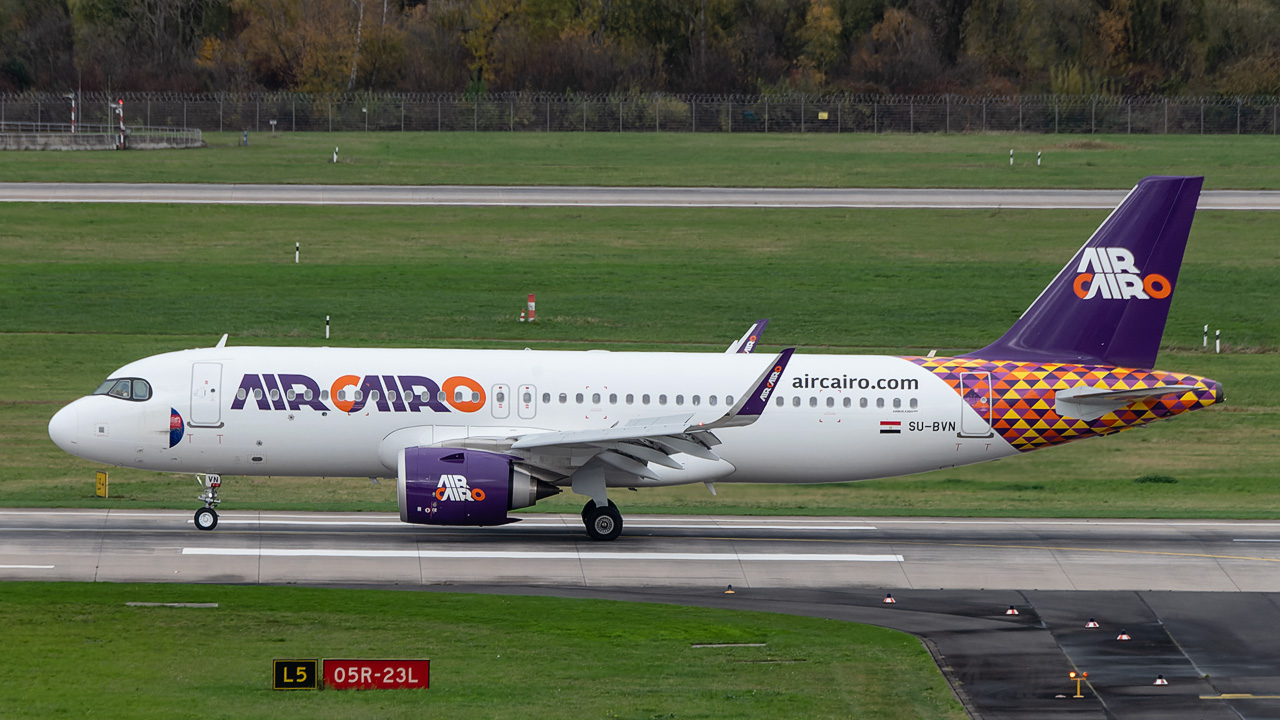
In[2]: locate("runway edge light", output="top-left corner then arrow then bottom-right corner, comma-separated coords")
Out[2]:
1005,605 -> 1019,615
1085,618 -> 1100,628
882,593 -> 896,604
1154,674 -> 1169,686
1117,630 -> 1132,641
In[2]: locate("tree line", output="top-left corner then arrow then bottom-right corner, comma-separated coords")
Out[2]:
2,0 -> 1278,97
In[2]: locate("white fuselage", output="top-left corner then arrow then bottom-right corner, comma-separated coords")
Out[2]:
48,346 -> 1018,486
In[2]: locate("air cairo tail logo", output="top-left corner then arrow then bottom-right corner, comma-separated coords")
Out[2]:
1073,247 -> 1171,300
435,474 -> 485,502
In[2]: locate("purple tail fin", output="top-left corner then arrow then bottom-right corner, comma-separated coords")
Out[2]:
962,176 -> 1203,369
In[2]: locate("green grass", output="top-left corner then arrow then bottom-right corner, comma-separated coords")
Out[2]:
1,202 -> 1277,517
0,582 -> 962,719
3,132 -> 1280,188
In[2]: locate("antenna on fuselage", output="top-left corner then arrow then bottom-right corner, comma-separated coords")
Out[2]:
215,334 -> 228,348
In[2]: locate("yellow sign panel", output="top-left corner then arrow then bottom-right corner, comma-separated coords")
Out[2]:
817,111 -> 829,120
95,471 -> 108,498
274,659 -> 319,690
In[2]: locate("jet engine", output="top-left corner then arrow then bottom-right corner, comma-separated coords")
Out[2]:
397,447 -> 559,526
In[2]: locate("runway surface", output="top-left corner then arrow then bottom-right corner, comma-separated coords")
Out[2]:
5,508 -> 1280,719
7,509 -> 1280,590
2,182 -> 1280,209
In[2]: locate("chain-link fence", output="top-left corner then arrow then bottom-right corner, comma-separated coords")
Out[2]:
3,92 -> 1279,135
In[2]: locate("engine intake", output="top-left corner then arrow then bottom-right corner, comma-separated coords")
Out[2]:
397,447 -> 559,526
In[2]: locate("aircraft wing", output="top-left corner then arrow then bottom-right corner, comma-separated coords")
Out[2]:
492,348 -> 794,482
725,319 -> 769,354
1054,383 -> 1202,421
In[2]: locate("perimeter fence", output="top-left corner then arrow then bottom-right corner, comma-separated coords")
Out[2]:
3,92 -> 1279,135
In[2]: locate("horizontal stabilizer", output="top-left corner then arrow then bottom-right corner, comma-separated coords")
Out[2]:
1055,384 -> 1201,421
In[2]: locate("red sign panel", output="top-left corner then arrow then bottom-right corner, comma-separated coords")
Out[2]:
323,659 -> 430,690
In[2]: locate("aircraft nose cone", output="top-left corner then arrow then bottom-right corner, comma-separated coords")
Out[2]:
48,404 -> 79,452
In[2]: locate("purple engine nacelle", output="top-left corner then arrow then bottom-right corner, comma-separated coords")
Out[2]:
397,447 -> 560,526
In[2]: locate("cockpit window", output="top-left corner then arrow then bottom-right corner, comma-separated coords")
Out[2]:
92,377 -> 152,402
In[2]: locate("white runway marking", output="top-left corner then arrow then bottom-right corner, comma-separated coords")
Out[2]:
0,565 -> 55,569
182,548 -> 903,562
1233,539 -> 1280,543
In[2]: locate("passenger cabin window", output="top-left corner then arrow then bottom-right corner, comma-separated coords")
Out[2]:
876,397 -> 885,408
559,393 -> 567,404
826,397 -> 835,408
675,395 -> 684,406
692,395 -> 701,406
592,393 -> 601,404
93,377 -> 152,402
541,392 -> 549,403
642,394 -> 651,405
809,397 -> 818,407
910,398 -> 918,409
609,393 -> 617,405
792,396 -> 801,407
576,393 -> 584,404
843,397 -> 852,408
709,396 -> 717,406
626,394 -> 634,405
775,396 -> 784,407
659,394 -> 668,405
893,398 -> 901,409
726,395 -> 734,405
860,398 -> 868,408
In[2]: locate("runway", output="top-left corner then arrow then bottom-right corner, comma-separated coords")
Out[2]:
7,509 -> 1280,590
2,182 -> 1280,209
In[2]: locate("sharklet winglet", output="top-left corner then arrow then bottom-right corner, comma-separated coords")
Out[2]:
698,348 -> 794,430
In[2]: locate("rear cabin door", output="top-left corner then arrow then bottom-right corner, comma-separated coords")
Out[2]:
958,371 -> 994,437
190,362 -> 223,427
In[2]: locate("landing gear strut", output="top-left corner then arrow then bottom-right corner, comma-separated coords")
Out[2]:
194,473 -> 221,531
582,500 -> 622,541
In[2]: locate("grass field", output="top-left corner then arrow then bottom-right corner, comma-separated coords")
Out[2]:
2,201 -> 1277,517
0,582 -> 963,719
2,131 -> 1280,188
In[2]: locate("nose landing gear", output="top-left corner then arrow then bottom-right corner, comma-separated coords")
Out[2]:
194,473 -> 222,530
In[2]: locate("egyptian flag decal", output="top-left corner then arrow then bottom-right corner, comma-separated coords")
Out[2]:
879,421 -> 901,435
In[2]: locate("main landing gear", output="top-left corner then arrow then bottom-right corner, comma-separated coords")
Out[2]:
194,473 -> 222,531
582,499 -> 622,541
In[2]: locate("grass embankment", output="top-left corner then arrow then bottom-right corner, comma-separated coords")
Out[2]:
1,203 -> 1276,516
1,131 -> 1278,188
0,582 -> 962,720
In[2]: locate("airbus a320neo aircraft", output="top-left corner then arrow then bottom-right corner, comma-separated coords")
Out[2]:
49,176 -> 1222,541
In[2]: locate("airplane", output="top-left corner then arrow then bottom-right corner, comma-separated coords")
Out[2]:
48,176 -> 1221,541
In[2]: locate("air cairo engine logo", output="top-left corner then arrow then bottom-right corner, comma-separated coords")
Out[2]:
1073,247 -> 1172,300
435,474 -> 485,502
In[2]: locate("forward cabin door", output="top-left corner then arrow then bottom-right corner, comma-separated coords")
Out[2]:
190,362 -> 223,427
958,371 -> 993,437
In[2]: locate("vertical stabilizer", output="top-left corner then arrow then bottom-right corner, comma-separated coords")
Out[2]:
962,176 -> 1202,369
